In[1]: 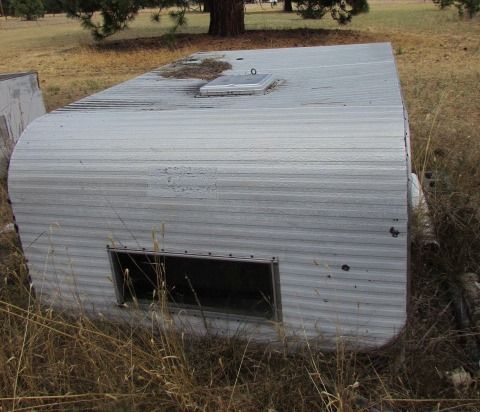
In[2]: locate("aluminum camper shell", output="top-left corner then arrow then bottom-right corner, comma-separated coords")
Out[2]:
8,43 -> 411,350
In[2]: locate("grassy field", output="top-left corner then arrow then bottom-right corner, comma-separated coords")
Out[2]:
1,1 -> 480,410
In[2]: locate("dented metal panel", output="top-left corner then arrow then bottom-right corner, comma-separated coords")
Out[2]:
8,43 -> 410,350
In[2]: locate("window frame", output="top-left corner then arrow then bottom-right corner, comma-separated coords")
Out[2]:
107,247 -> 282,322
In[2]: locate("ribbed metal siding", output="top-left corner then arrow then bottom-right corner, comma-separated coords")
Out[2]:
9,43 -> 410,349
0,72 -> 46,175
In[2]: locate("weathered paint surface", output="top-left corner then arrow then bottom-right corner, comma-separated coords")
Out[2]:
8,44 -> 411,349
0,72 -> 46,174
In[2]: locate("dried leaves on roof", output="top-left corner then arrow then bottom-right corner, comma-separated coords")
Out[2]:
159,58 -> 232,81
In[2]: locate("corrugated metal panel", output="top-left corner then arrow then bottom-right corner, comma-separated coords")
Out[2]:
8,43 -> 410,350
0,72 -> 38,81
0,72 -> 46,175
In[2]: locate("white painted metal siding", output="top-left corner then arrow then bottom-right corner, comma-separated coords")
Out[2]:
8,43 -> 410,350
0,72 -> 46,175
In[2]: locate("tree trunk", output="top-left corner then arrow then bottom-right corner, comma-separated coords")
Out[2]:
0,0 -> 6,20
208,0 -> 245,37
284,0 -> 293,12
203,0 -> 211,13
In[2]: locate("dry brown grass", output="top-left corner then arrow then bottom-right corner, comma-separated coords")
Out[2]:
1,2 -> 480,411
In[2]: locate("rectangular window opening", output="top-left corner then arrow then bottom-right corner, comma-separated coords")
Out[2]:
108,249 -> 281,321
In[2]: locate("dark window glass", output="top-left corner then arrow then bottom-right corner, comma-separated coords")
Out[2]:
109,249 -> 279,320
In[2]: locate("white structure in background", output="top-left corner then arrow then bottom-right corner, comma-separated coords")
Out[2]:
9,43 -> 413,350
0,72 -> 46,176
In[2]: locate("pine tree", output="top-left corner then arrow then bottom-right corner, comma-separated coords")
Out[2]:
432,0 -> 479,18
65,0 -> 187,41
432,0 -> 454,9
296,0 -> 369,24
11,0 -> 44,20
455,0 -> 479,17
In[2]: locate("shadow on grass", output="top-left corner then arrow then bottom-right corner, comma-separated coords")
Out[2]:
92,28 -> 380,52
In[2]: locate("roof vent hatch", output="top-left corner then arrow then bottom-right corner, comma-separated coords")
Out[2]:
199,73 -> 274,97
